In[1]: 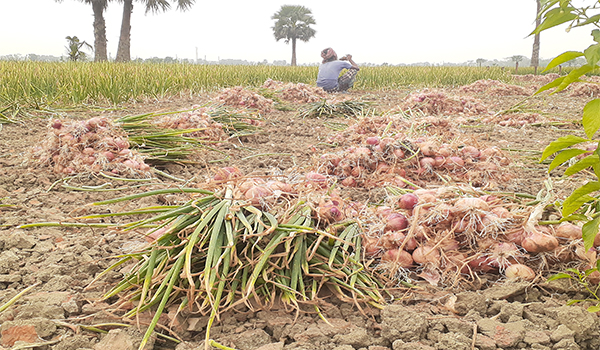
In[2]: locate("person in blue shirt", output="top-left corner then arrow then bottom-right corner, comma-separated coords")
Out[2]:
316,47 -> 360,92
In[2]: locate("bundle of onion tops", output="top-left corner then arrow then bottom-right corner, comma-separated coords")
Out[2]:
298,99 -> 373,119
85,185 -> 385,350
117,106 -> 262,163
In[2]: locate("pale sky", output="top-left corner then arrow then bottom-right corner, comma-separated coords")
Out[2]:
0,0 -> 596,65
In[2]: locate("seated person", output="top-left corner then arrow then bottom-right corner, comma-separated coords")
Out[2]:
316,47 -> 359,92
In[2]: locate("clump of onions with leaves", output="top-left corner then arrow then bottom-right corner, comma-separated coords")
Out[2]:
84,174 -> 384,349
29,116 -> 151,176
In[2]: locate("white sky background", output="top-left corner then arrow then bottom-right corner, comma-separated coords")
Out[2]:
0,0 -> 597,65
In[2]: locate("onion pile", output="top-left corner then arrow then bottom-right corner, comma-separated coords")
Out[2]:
29,117 -> 150,176
459,79 -> 534,96
262,79 -> 328,103
213,86 -> 273,112
205,168 -> 594,286
400,89 -> 489,116
481,113 -> 542,127
360,186 -> 595,285
317,136 -> 512,189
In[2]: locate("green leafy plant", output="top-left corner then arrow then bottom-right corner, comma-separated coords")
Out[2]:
547,262 -> 600,312
536,1 -> 600,251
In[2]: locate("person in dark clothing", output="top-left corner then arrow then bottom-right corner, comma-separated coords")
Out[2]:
316,47 -> 359,92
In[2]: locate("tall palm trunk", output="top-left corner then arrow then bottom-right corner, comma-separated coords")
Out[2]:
116,0 -> 133,62
531,0 -> 542,74
92,0 -> 108,61
291,37 -> 297,66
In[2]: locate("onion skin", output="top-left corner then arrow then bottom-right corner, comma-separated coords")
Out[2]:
412,245 -> 440,264
366,137 -> 380,145
393,148 -> 405,159
244,186 -> 272,207
381,249 -> 414,267
213,166 -> 242,181
317,200 -> 345,222
420,157 -> 436,169
341,176 -> 358,187
385,213 -> 409,232
461,146 -> 481,159
521,230 -> 559,253
555,223 -> 582,241
306,172 -> 328,188
454,197 -> 490,212
504,264 -> 536,281
362,236 -> 383,258
398,193 -> 419,210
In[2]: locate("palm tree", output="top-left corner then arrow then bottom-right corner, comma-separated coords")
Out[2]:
115,0 -> 195,62
56,0 -> 109,61
65,36 -> 93,61
510,55 -> 526,74
531,0 -> 542,74
271,5 -> 316,66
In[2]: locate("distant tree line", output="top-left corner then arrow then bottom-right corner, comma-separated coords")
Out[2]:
0,54 -> 587,68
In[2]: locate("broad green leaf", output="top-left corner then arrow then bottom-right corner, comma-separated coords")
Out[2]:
540,135 -> 590,161
564,154 -> 599,176
575,15 -> 600,29
593,29 -> 600,42
542,51 -> 584,72
560,213 -> 590,222
582,215 -> 600,250
587,305 -> 600,313
585,43 -> 600,67
534,76 -> 566,95
548,148 -> 587,172
556,64 -> 595,91
531,7 -> 577,35
583,99 -> 600,138
546,272 -> 573,281
563,181 -> 600,217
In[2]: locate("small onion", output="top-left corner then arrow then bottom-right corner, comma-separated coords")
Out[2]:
420,157 -> 436,169
454,197 -> 490,212
555,222 -> 582,241
51,120 -> 63,129
393,148 -> 405,159
341,176 -> 358,187
306,172 -> 328,188
437,146 -> 452,158
461,146 -> 481,159
504,264 -> 536,281
444,156 -> 465,169
245,185 -> 273,207
381,249 -> 413,267
366,137 -> 380,145
103,151 -> 116,161
385,213 -> 409,232
213,166 -> 243,181
521,230 -> 559,253
398,193 -> 419,210
412,245 -> 440,264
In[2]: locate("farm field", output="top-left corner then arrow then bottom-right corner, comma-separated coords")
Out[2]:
1,69 -> 600,350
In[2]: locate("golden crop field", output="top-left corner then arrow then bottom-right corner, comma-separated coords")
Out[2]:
0,61 -> 518,107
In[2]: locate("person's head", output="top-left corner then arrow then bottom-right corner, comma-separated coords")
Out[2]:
321,48 -> 337,63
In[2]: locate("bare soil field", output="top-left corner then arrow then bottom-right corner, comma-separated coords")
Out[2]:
1,81 -> 599,350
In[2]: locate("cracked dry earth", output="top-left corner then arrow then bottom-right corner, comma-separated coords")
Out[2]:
1,85 -> 600,350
